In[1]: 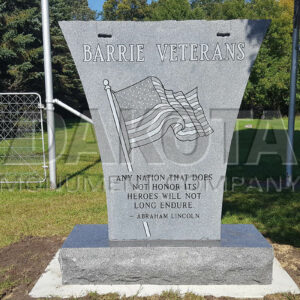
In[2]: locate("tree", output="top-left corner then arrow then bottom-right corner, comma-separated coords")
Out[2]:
150,0 -> 192,21
242,0 -> 294,114
189,0 -> 296,114
191,0 -> 224,19
191,0 -> 223,5
103,0 -> 151,21
50,0 -> 96,111
0,0 -> 43,92
0,0 -> 96,111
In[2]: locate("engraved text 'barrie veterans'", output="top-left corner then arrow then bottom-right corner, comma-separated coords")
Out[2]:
83,42 -> 246,63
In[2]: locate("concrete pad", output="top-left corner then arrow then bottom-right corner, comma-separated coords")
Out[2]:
30,251 -> 300,299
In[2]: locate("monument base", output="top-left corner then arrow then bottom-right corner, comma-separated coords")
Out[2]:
59,224 -> 273,285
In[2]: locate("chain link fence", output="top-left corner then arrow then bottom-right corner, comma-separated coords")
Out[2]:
0,93 -> 47,183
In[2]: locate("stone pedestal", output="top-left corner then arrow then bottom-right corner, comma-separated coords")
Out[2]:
59,224 -> 273,285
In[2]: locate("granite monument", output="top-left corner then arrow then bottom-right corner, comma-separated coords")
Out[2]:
59,20 -> 273,285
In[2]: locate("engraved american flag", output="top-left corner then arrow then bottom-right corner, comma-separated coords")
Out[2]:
111,77 -> 213,152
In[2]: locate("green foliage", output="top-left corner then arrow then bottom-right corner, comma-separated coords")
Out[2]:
190,0 -> 295,114
103,0 -> 151,21
102,0 -> 296,114
243,0 -> 294,115
49,0 -> 96,111
0,0 -> 96,111
0,1 -> 43,91
0,0 -> 296,114
150,0 -> 192,21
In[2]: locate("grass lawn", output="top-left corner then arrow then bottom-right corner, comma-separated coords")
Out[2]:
0,116 -> 299,249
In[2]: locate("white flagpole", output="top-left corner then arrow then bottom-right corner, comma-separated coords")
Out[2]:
286,0 -> 299,187
103,80 -> 133,172
41,0 -> 56,189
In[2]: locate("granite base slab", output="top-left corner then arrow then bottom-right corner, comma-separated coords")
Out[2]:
59,224 -> 273,285
30,254 -> 300,298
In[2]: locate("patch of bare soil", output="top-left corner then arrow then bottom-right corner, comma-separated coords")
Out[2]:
273,243 -> 300,288
0,238 -> 299,300
0,236 -> 63,300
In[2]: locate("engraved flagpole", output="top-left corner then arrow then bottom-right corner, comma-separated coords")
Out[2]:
104,80 -> 133,172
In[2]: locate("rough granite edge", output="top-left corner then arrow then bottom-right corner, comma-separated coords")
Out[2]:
59,224 -> 274,285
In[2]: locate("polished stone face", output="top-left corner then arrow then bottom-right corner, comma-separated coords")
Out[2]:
60,20 -> 269,241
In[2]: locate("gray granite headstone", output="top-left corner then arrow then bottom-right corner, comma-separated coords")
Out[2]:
60,20 -> 269,241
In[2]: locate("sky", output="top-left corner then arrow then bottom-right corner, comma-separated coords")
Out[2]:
88,0 -> 105,13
